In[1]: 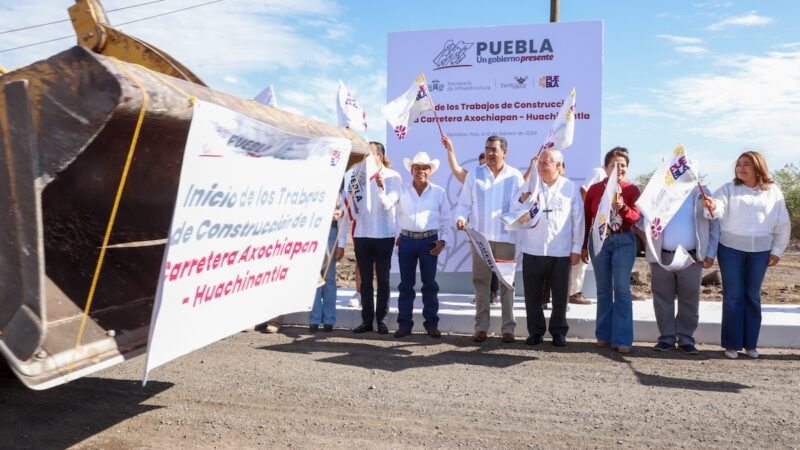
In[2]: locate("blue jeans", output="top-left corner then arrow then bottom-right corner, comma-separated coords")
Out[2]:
589,230 -> 636,347
309,226 -> 338,325
717,244 -> 770,350
396,234 -> 439,331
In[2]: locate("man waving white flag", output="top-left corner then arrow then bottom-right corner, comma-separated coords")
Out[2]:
636,145 -> 699,270
382,74 -> 435,140
503,88 -> 577,231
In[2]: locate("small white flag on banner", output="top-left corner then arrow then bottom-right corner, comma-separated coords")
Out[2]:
591,163 -> 619,256
636,145 -> 699,270
464,227 -> 516,290
381,73 -> 435,140
538,87 -> 576,154
253,85 -> 278,107
336,80 -> 368,134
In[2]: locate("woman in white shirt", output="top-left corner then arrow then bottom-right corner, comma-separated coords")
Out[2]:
703,151 -> 791,359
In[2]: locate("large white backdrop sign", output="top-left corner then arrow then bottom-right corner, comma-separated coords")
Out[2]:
144,101 -> 350,379
387,21 -> 603,273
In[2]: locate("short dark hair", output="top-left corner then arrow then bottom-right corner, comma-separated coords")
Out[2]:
604,146 -> 629,167
485,135 -> 507,150
478,152 -> 486,161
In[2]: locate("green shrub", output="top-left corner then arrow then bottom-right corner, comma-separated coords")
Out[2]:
773,163 -> 800,239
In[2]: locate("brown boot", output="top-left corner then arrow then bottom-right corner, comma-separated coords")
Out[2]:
568,292 -> 591,304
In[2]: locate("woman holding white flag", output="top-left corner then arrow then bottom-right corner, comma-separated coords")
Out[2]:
703,151 -> 791,359
581,147 -> 641,353
343,142 -> 402,335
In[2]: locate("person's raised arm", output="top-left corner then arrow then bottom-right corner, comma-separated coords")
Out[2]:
442,135 -> 468,184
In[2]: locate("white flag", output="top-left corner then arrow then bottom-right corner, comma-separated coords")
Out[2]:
538,87 -> 576,153
502,161 -> 543,231
464,228 -> 516,290
381,73 -> 435,140
253,85 -> 278,107
336,80 -> 368,134
636,145 -> 699,270
591,163 -> 619,256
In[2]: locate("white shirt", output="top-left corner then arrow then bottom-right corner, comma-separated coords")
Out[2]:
582,167 -> 607,191
455,163 -> 524,244
707,182 -> 791,256
397,181 -> 451,244
662,194 -> 696,251
515,176 -> 584,257
340,164 -> 402,245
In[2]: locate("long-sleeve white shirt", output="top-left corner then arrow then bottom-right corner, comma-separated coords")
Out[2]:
455,163 -> 524,244
706,182 -> 791,256
340,164 -> 402,245
397,181 -> 451,244
514,176 -> 585,257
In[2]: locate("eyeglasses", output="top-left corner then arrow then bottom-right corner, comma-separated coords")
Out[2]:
537,159 -> 557,166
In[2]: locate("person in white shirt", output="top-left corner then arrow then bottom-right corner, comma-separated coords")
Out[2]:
643,185 -> 719,355
567,166 -> 606,305
393,152 -> 450,338
455,135 -> 524,343
342,142 -> 402,335
442,135 -> 499,305
703,150 -> 791,359
514,149 -> 584,346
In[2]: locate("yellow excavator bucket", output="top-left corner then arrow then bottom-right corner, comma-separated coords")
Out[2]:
0,1 -> 367,390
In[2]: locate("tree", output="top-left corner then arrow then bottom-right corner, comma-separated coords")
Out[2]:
773,163 -> 800,238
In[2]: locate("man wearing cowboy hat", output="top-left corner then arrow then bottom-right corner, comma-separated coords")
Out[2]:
393,152 -> 451,338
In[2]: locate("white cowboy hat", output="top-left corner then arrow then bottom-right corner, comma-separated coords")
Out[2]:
403,151 -> 440,175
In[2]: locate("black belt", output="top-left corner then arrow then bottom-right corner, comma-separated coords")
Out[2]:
662,248 -> 696,255
400,229 -> 437,239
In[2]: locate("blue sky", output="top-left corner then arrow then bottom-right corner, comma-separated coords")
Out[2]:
2,0 -> 798,187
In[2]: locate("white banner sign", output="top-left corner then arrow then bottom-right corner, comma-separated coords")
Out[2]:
387,21 -> 602,272
144,101 -> 351,380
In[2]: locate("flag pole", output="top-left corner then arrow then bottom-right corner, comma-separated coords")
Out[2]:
420,73 -> 446,140
697,181 -> 714,219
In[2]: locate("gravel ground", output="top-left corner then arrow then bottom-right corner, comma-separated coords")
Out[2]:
2,327 -> 799,449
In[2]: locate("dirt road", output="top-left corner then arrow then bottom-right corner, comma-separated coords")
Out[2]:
3,327 -> 799,449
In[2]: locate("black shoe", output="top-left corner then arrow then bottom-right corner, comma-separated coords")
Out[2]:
552,334 -> 566,347
377,324 -> 389,335
653,342 -> 674,352
679,344 -> 699,355
323,324 -> 333,332
394,328 -> 412,338
426,328 -> 442,338
309,324 -> 319,333
525,335 -> 543,346
353,324 -> 373,334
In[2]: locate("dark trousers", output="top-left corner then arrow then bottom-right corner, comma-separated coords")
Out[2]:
396,234 -> 439,331
354,237 -> 395,328
523,253 -> 570,337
